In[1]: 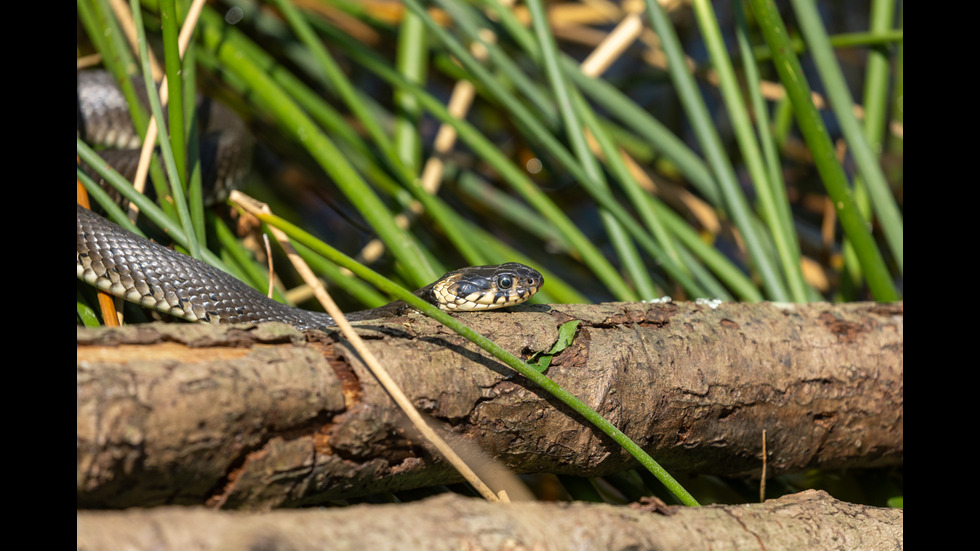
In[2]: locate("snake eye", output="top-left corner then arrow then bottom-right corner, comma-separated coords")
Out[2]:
498,275 -> 514,289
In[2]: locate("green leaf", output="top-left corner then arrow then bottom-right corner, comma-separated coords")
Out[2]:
528,320 -> 581,373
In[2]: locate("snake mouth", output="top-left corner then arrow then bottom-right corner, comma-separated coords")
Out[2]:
434,283 -> 541,312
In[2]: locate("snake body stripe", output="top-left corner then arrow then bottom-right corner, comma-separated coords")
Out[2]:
76,205 -> 544,330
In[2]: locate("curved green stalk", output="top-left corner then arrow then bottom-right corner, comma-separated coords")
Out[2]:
253,210 -> 701,507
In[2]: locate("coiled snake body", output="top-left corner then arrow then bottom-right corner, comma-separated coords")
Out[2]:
76,71 -> 543,329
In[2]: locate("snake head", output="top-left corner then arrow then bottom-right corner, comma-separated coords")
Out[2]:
429,262 -> 543,312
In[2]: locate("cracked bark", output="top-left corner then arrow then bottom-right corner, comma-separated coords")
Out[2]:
76,301 -> 903,509
76,490 -> 902,550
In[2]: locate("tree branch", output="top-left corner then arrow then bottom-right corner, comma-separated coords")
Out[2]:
76,490 -> 902,550
77,301 -> 903,508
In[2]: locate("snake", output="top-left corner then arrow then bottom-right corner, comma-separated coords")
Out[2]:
76,71 -> 543,330
76,205 -> 543,330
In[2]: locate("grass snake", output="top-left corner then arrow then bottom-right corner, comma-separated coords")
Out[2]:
76,71 -> 543,328
77,205 -> 543,329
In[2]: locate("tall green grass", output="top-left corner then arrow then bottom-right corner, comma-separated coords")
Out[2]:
79,0 -> 902,304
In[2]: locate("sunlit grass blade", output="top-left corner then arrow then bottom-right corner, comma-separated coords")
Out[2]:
693,0 -> 809,302
789,0 -> 903,275
746,0 -> 899,301
644,0 -> 788,302
733,2 -> 812,302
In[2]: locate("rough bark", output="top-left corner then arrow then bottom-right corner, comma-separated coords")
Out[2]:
76,489 -> 902,550
77,301 -> 903,509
